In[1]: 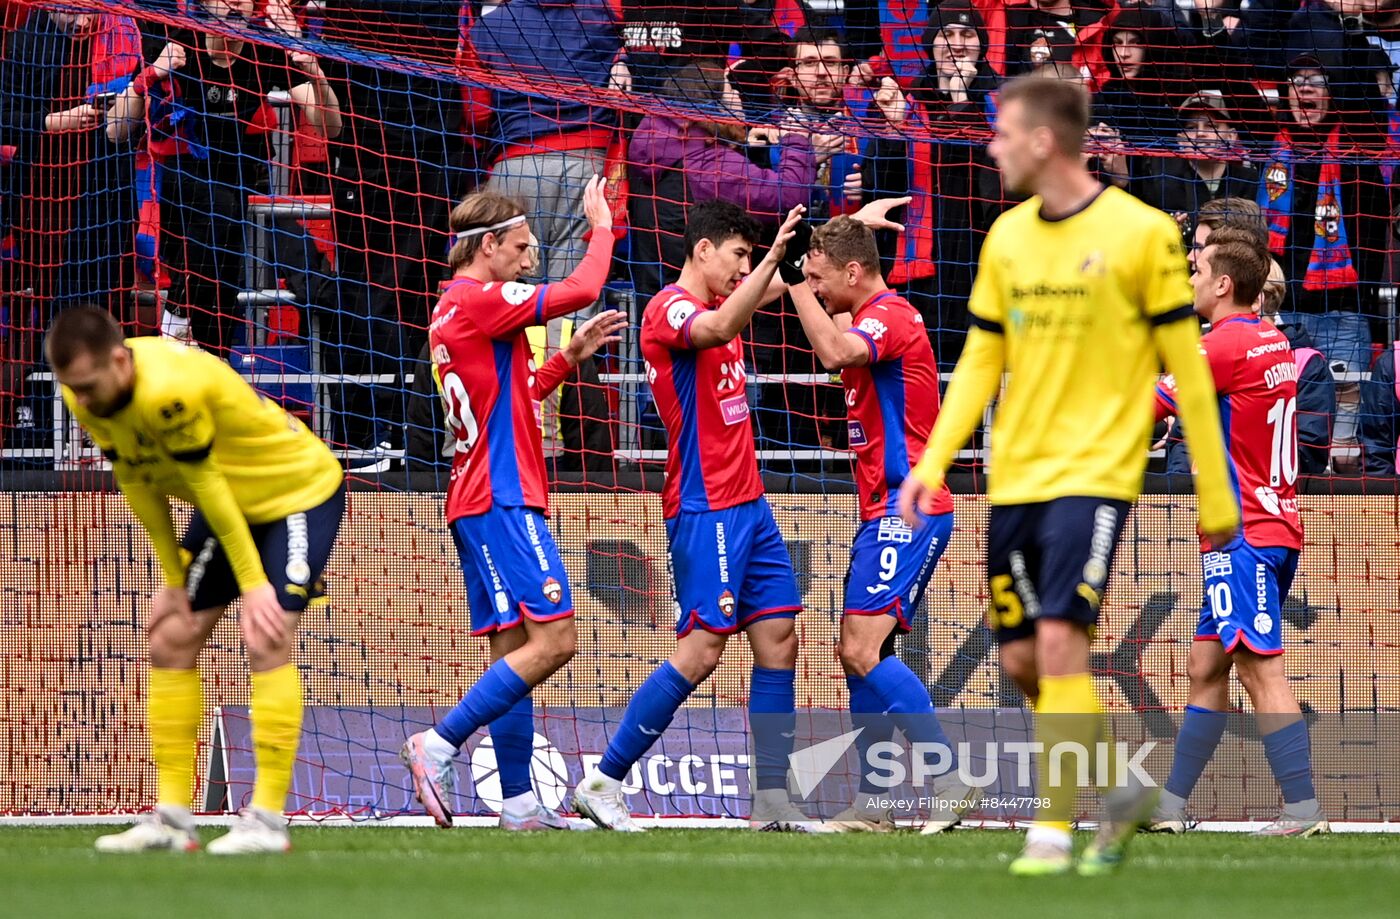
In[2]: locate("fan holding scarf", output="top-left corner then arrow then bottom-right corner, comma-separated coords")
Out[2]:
1256,55 -> 1390,317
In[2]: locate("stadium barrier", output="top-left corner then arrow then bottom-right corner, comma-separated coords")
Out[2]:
5,490 -> 1397,821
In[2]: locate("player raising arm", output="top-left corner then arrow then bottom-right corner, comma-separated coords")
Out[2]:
400,177 -> 617,832
49,307 -> 346,854
1147,228 -> 1326,838
789,216 -> 973,833
897,75 -> 1239,876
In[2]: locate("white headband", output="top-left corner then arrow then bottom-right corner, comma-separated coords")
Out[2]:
455,214 -> 526,241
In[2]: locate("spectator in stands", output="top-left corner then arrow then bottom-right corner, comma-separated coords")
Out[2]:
1004,0 -> 1109,76
323,0 -> 462,462
1174,1 -> 1280,142
1092,6 -> 1190,144
1257,258 -> 1337,474
472,0 -> 618,468
1279,0 -> 1393,144
106,0 -> 341,356
1256,55 -> 1390,318
615,2 -> 825,116
1132,94 -> 1259,229
627,55 -> 815,302
1358,336 -> 1399,475
2,6 -> 145,450
771,27 -> 905,220
873,0 -> 1002,366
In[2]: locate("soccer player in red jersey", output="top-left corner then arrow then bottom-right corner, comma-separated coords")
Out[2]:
401,176 -> 626,831
790,216 -> 973,833
572,200 -> 827,832
1150,228 -> 1327,837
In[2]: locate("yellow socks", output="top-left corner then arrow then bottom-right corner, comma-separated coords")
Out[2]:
1032,672 -> 1103,832
250,664 -> 304,815
148,668 -> 202,809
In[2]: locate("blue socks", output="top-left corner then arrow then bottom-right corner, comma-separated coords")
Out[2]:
490,695 -> 535,800
1263,719 -> 1317,804
846,674 -> 894,795
598,662 -> 695,781
749,666 -> 796,791
434,658 -> 531,749
865,656 -> 955,774
1164,704 -> 1228,800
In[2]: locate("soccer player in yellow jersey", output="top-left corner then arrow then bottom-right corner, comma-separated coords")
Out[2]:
47,307 -> 345,855
897,76 -> 1240,876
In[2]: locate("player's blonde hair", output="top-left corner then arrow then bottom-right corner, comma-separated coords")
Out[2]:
1258,259 -> 1287,316
448,192 -> 528,273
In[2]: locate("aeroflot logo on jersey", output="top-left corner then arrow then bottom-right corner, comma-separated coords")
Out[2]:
1247,339 -> 1290,359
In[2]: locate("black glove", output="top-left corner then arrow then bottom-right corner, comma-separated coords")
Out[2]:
776,218 -> 812,286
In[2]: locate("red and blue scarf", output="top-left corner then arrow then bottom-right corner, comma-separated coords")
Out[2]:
87,14 -> 142,99
1258,126 -> 1359,291
880,0 -> 931,82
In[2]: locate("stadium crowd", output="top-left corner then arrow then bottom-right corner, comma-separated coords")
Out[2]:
2,0 -> 1399,475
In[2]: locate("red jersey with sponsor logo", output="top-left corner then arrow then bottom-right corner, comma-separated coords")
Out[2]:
842,290 -> 953,521
1155,314 -> 1304,550
641,284 -> 764,518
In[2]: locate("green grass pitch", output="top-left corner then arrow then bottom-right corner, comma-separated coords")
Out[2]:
4,827 -> 1396,918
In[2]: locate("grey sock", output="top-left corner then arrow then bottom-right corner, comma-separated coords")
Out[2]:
1156,790 -> 1188,814
1283,798 -> 1323,821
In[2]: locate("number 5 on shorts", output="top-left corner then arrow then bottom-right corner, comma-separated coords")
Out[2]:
988,573 -> 1024,630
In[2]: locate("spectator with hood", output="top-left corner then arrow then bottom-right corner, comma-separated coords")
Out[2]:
1174,0 -> 1277,142
1093,5 -> 1190,144
868,0 -> 1001,366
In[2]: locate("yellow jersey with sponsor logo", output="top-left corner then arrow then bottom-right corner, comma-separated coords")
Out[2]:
966,186 -> 1204,505
63,337 -> 342,589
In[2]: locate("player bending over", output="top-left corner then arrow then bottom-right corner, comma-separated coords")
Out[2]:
1148,228 -> 1327,837
790,216 -> 973,833
401,177 -> 622,831
50,307 -> 345,854
898,75 -> 1239,876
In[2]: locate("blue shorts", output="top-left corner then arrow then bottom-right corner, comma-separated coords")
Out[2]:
666,497 -> 802,637
985,497 -> 1131,644
844,512 -> 953,632
182,486 -> 345,613
1196,539 -> 1299,656
451,506 -> 575,636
